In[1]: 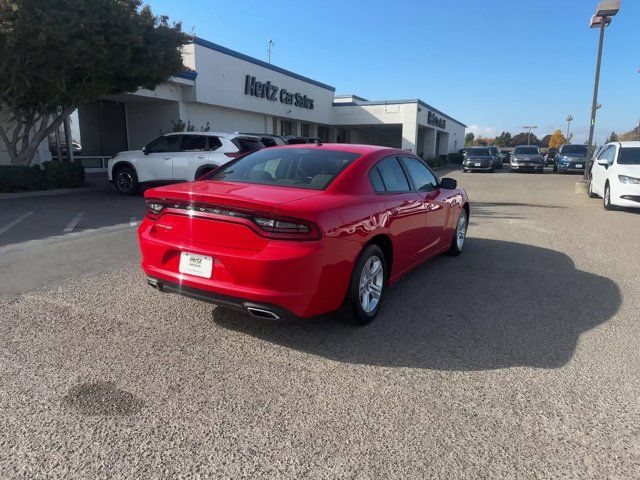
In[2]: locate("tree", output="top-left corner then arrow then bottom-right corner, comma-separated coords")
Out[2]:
539,135 -> 552,148
474,137 -> 489,146
0,0 -> 190,165
548,129 -> 567,149
607,131 -> 619,143
510,132 -> 539,146
619,128 -> 639,141
494,131 -> 512,147
465,132 -> 475,146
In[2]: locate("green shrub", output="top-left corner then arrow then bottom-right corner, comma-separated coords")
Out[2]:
0,160 -> 85,193
41,160 -> 85,189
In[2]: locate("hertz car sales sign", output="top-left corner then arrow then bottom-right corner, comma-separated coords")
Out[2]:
244,75 -> 314,110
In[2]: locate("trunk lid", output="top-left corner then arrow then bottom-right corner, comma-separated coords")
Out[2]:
145,180 -> 322,251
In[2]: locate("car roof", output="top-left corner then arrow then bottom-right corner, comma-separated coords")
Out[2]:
164,131 -> 258,139
515,145 -> 539,148
615,141 -> 640,147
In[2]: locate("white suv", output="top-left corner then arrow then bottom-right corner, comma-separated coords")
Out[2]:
108,132 -> 263,194
589,141 -> 640,210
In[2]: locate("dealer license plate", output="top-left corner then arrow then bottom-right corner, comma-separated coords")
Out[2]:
179,252 -> 213,278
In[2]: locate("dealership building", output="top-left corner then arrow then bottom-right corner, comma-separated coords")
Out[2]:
0,37 -> 466,168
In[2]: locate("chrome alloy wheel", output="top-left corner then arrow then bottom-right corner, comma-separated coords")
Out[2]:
359,256 -> 384,314
456,210 -> 468,250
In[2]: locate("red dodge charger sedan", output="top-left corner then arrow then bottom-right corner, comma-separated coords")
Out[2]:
139,144 -> 470,325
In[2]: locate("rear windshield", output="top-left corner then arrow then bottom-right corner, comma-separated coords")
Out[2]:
232,137 -> 265,153
207,148 -> 360,190
618,148 -> 640,165
560,145 -> 588,155
466,148 -> 491,156
514,147 -> 540,155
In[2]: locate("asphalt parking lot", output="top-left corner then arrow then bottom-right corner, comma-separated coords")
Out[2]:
1,167 -> 639,479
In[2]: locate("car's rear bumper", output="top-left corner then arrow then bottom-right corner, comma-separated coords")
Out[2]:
146,276 -> 295,319
138,219 -> 357,318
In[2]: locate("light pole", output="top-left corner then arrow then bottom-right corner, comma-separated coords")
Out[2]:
522,125 -> 538,145
267,39 -> 275,64
584,0 -> 620,181
566,115 -> 574,141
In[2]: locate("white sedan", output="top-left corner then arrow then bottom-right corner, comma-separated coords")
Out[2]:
108,132 -> 263,195
589,141 -> 640,210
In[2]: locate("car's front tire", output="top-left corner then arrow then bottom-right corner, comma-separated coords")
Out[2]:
604,182 -> 616,210
588,180 -> 598,198
113,165 -> 139,195
447,208 -> 468,256
341,244 -> 387,326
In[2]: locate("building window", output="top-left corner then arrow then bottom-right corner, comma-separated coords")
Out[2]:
337,128 -> 349,143
317,126 -> 330,141
301,123 -> 310,137
280,120 -> 293,136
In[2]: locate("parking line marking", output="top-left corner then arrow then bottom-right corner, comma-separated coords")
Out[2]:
129,216 -> 138,227
63,212 -> 85,233
0,212 -> 34,235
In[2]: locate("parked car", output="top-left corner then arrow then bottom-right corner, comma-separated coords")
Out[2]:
500,149 -> 512,164
462,147 -> 497,172
140,144 -> 470,325
510,145 -> 544,173
488,146 -> 503,169
589,141 -> 640,210
554,144 -> 588,173
282,136 -> 322,145
238,132 -> 287,147
545,148 -> 558,166
108,132 -> 264,195
49,141 -> 83,156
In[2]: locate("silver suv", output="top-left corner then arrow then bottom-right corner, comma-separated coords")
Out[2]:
510,145 -> 545,174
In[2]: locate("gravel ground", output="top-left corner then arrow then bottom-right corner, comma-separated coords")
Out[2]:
1,168 -> 639,479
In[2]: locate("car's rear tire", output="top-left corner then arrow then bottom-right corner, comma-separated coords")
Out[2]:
604,182 -> 616,210
113,165 -> 139,195
447,208 -> 468,256
341,244 -> 387,326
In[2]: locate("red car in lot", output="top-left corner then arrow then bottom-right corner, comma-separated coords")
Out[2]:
139,144 -> 470,325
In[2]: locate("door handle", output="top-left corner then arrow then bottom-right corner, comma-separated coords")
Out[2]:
164,156 -> 171,160
390,208 -> 399,217
196,155 -> 205,159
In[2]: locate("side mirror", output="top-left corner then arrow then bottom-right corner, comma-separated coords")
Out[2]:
597,160 -> 609,168
440,177 -> 457,189
142,145 -> 149,155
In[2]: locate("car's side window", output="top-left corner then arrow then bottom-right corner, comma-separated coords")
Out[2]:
208,136 -> 222,151
601,146 -> 615,165
372,156 -> 411,193
181,135 -> 207,152
146,135 -> 182,154
399,156 -> 439,192
369,168 -> 385,193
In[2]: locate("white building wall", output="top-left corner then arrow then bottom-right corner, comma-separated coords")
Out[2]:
191,42 -> 335,126
184,102 -> 267,134
126,101 -> 181,150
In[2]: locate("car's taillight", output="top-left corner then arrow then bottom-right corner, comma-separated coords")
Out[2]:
224,152 -> 242,158
145,199 -> 320,240
146,200 -> 165,219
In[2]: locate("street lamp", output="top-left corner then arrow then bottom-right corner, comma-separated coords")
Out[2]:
566,115 -> 574,141
522,125 -> 538,145
584,0 -> 621,181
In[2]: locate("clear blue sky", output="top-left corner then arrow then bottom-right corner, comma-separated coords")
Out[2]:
150,0 -> 639,144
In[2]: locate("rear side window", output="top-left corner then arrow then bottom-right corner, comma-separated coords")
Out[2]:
208,148 -> 360,190
260,137 -> 278,147
400,156 -> 438,191
208,136 -> 222,151
369,168 -> 385,192
232,137 -> 265,154
373,157 -> 411,192
180,135 -> 207,151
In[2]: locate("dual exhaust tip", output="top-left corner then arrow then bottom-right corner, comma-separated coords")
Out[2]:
147,277 -> 280,320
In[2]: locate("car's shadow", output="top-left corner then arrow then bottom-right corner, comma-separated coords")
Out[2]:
211,239 -> 620,371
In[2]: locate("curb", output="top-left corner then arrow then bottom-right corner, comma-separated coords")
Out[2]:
0,184 -> 110,200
